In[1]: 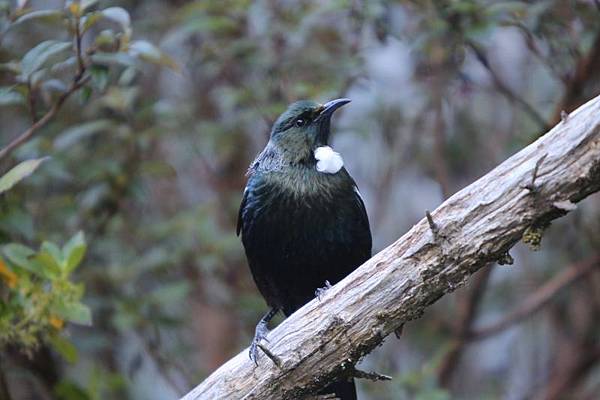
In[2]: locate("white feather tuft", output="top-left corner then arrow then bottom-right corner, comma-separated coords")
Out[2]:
314,146 -> 344,174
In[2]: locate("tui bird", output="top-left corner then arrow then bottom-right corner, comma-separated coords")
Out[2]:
237,98 -> 372,400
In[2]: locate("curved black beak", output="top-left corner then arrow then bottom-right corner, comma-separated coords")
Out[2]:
316,98 -> 350,144
318,98 -> 351,119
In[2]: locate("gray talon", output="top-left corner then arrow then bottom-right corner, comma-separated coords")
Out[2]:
315,280 -> 333,300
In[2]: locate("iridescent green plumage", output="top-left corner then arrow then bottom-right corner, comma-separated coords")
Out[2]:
238,99 -> 371,400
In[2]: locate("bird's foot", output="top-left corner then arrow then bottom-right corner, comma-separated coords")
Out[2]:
249,321 -> 270,364
315,280 -> 333,301
249,308 -> 278,364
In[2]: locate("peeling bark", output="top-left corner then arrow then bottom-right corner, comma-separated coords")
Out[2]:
181,94 -> 600,400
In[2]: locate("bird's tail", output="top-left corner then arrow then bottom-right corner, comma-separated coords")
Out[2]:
320,378 -> 357,400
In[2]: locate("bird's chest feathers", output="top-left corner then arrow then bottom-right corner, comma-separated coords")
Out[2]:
268,163 -> 345,197
253,145 -> 346,197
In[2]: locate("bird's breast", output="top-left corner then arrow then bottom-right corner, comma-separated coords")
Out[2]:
265,167 -> 345,198
240,167 -> 371,314
243,169 -> 360,248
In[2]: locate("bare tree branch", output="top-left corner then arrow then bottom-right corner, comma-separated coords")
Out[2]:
468,255 -> 600,341
466,40 -> 550,132
437,266 -> 493,386
549,31 -> 600,127
0,75 -> 90,162
182,93 -> 600,400
534,345 -> 600,400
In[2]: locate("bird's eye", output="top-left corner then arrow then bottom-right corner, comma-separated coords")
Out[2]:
295,118 -> 306,127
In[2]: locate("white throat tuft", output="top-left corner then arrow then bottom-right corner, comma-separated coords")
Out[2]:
314,146 -> 344,174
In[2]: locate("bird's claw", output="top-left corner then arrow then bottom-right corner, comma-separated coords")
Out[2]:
249,319 -> 270,364
315,280 -> 333,301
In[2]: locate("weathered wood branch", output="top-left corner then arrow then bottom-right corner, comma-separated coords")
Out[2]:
182,94 -> 600,400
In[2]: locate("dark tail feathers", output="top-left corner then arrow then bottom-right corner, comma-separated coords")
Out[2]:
320,378 -> 357,400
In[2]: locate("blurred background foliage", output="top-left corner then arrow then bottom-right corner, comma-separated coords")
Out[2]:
0,0 -> 599,399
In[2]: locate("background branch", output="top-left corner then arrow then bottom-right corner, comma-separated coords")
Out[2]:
549,31 -> 600,126
437,266 -> 493,386
0,75 -> 89,162
0,19 -> 89,163
468,255 -> 600,341
466,40 -> 550,132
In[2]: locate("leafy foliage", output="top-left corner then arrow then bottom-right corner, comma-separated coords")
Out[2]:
0,157 -> 48,194
0,231 -> 89,354
0,1 -> 177,396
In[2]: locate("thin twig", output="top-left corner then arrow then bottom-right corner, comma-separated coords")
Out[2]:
257,343 -> 282,369
437,266 -> 493,386
536,345 -> 600,400
549,31 -> 600,127
425,210 -> 439,237
522,153 -> 548,192
74,14 -> 85,80
468,255 -> 600,341
0,20 -> 90,162
466,40 -> 549,132
507,22 -> 566,84
26,80 -> 37,123
351,367 -> 392,382
432,94 -> 451,199
394,323 -> 404,339
0,75 -> 90,162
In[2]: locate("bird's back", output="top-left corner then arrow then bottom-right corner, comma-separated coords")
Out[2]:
238,166 -> 371,316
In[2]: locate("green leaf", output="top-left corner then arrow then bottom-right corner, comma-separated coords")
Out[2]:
89,64 -> 109,91
128,40 -> 179,70
81,0 -> 99,12
0,157 -> 49,194
2,243 -> 34,265
53,381 -> 90,400
11,9 -> 64,26
41,241 -> 63,264
91,52 -> 138,68
486,2 -> 528,17
54,120 -> 113,150
2,243 -> 43,276
54,301 -> 92,326
98,87 -> 138,112
62,231 -> 86,273
80,11 -> 103,33
67,2 -> 82,17
49,334 -> 79,363
112,309 -> 139,331
118,66 -> 137,86
0,86 -> 25,106
94,29 -> 117,48
0,208 -> 35,240
33,249 -> 62,278
101,7 -> 130,30
21,40 -> 71,79
0,61 -> 21,75
41,79 -> 68,95
79,86 -> 92,104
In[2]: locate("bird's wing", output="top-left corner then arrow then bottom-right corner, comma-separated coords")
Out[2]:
236,187 -> 248,236
352,184 -> 370,230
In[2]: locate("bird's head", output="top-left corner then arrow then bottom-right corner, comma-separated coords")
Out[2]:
268,98 -> 350,164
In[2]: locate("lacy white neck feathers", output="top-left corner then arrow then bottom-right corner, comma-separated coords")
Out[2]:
314,146 -> 344,174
